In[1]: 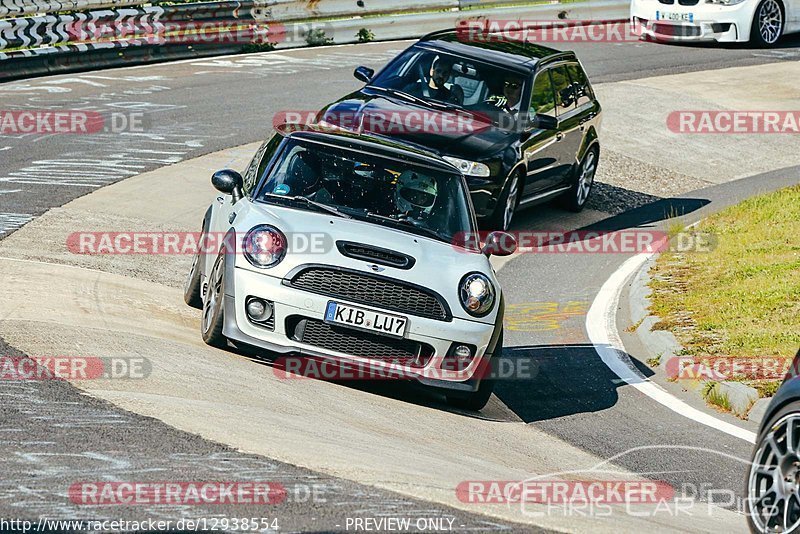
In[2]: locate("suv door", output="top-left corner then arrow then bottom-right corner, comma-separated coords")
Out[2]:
548,64 -> 585,187
519,69 -> 565,197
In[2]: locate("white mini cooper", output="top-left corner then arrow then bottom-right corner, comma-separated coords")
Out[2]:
184,126 -> 515,410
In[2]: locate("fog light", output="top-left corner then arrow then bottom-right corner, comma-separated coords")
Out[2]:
246,298 -> 272,322
454,345 -> 473,360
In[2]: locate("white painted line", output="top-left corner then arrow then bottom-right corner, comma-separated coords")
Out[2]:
586,252 -> 757,444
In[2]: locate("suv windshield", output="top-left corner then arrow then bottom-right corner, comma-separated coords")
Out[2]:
369,47 -> 527,118
255,138 -> 474,243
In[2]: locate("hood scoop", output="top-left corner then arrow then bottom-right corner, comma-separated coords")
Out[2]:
336,241 -> 416,270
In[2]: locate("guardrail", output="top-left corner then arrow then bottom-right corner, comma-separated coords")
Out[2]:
0,0 -> 629,82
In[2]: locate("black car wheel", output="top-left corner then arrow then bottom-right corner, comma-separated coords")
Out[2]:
751,0 -> 784,47
201,253 -> 227,348
183,250 -> 203,309
746,401 -> 800,533
486,171 -> 521,231
561,146 -> 598,213
184,211 -> 210,309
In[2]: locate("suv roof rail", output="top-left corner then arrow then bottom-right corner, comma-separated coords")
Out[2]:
419,28 -> 456,41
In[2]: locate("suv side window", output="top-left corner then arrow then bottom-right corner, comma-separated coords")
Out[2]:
551,65 -> 576,116
243,134 -> 282,196
529,70 -> 556,119
566,63 -> 593,108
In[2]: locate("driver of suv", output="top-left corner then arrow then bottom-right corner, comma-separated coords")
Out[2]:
403,56 -> 464,106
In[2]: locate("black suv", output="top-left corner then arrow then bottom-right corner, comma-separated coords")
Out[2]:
317,30 -> 602,231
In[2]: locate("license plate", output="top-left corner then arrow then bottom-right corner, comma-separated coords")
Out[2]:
656,11 -> 693,22
325,301 -> 408,338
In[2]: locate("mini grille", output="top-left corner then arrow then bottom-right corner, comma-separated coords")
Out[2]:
292,318 -> 434,367
288,267 -> 449,321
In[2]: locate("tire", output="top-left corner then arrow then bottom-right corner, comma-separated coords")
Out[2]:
183,251 -> 203,309
751,0 -> 784,47
745,400 -> 800,533
201,253 -> 227,348
560,146 -> 598,213
485,171 -> 522,231
445,331 -> 502,412
184,213 -> 210,309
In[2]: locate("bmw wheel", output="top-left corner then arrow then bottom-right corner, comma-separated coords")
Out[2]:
747,402 -> 800,533
561,146 -> 598,213
751,0 -> 784,47
201,253 -> 227,348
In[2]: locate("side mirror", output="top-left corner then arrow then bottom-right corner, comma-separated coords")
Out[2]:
354,66 -> 375,84
532,113 -> 558,131
482,231 -> 517,257
212,169 -> 244,203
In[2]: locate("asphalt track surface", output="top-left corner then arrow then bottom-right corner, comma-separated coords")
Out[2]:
2,33 -> 800,532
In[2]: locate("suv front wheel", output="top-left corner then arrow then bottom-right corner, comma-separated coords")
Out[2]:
485,171 -> 522,231
561,146 -> 598,213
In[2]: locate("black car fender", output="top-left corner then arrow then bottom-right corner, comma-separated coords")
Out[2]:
756,350 -> 800,436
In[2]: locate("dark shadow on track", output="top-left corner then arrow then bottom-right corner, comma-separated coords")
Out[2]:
577,197 -> 711,233
234,341 -> 660,423
642,32 -> 800,50
494,344 -> 654,423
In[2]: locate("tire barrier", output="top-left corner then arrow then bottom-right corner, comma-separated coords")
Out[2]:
0,0 -> 629,82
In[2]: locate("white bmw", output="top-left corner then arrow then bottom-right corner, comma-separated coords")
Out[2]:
631,0 -> 799,45
184,126 -> 514,410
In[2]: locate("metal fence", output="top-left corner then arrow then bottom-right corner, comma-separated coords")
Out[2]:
0,0 -> 629,81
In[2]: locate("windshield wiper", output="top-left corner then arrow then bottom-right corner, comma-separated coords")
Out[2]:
367,85 -> 479,117
367,85 -> 427,106
363,212 -> 444,241
263,194 -> 352,219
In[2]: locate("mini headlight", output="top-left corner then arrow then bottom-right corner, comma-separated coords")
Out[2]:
442,156 -> 491,178
243,225 -> 287,268
459,272 -> 495,317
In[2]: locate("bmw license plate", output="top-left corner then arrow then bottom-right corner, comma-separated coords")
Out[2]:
325,301 -> 408,338
656,11 -> 693,22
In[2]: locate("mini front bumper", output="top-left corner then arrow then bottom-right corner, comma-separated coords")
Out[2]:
221,261 -> 501,392
630,0 -> 754,42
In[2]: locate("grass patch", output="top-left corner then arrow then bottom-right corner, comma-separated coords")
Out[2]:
649,185 -> 800,391
702,382 -> 732,412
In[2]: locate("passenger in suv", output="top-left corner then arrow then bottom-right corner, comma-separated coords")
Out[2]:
318,30 -> 602,231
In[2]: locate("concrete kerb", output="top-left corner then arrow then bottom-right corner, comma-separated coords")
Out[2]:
625,248 -> 767,422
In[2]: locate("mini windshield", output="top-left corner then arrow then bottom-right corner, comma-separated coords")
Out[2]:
369,48 -> 527,118
255,139 -> 474,243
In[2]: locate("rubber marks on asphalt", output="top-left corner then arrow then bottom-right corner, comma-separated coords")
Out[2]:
585,252 -> 757,444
